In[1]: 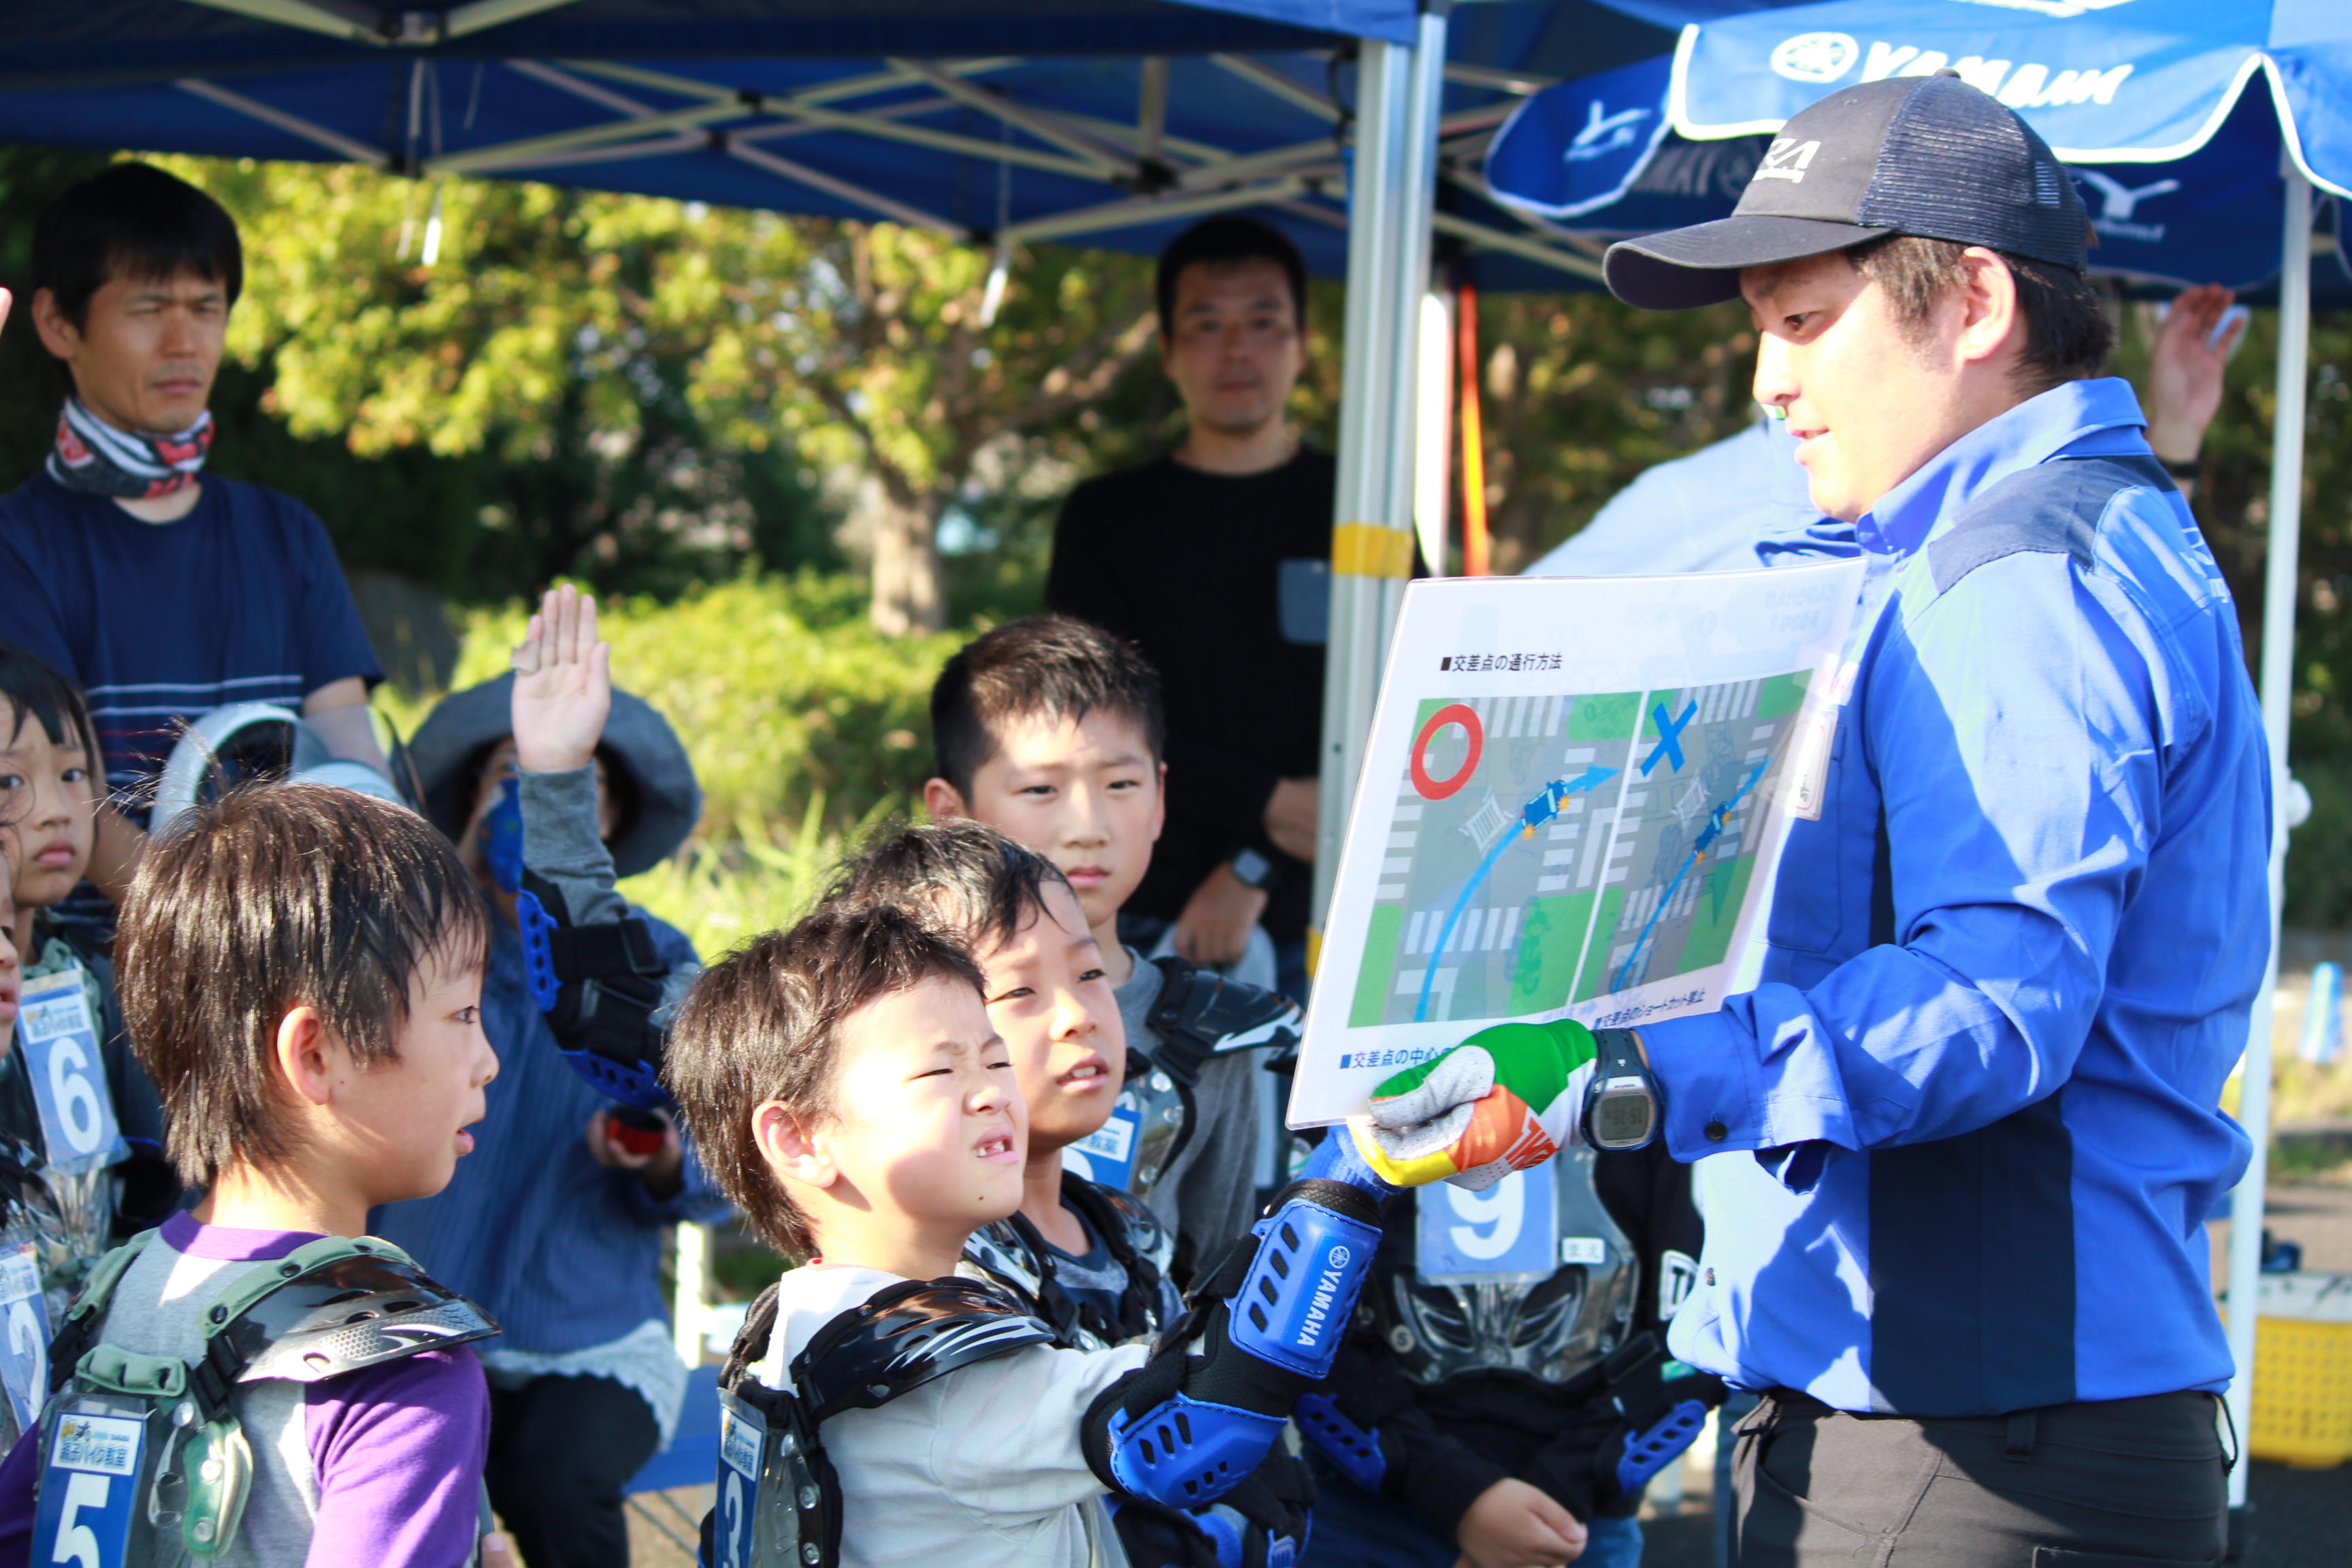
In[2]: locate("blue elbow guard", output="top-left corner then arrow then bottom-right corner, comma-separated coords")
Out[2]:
1227,1181 -> 1382,1379
1093,1177 -> 1382,1509
515,883 -> 674,1109
1614,1398 -> 1711,1494
1294,1393 -> 1385,1493
1102,1396 -> 1291,1512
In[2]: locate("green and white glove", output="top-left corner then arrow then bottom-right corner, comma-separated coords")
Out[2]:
1355,1019 -> 1600,1190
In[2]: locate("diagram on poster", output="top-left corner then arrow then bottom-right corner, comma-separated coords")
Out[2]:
1288,558 -> 1863,1128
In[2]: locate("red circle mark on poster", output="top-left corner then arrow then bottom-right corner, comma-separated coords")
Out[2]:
1411,704 -> 1484,800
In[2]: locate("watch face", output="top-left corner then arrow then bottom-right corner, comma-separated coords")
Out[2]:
1590,1090 -> 1655,1149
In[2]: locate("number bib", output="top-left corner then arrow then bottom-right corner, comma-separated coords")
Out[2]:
712,1393 -> 765,1568
1414,1169 -> 1561,1284
1060,1098 -> 1141,1191
31,1401 -> 144,1568
16,967 -> 125,1177
0,1245 -> 49,1450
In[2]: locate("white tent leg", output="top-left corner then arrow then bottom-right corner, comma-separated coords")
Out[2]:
2223,165 -> 2311,1514
1309,14 -> 1448,963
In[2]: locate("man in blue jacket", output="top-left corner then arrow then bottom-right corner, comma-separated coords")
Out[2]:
1375,74 -> 2266,1565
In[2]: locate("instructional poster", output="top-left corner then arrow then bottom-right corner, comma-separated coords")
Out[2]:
1288,559 -> 1863,1128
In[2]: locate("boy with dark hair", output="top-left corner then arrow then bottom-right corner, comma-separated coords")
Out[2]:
0,644 -> 175,1320
376,586 -> 725,1568
1046,216 -> 1335,999
0,783 -> 502,1567
666,902 -> 1474,1568
924,615 -> 1292,1277
829,819 -> 1312,1567
1,161 -> 385,918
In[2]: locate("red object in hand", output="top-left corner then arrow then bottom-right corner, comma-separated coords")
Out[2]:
605,1111 -> 666,1158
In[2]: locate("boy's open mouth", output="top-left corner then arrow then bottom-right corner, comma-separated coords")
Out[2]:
1057,1056 -> 1111,1091
973,1128 -> 1017,1162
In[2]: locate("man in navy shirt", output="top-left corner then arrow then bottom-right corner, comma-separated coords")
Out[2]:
1379,76 -> 2265,1565
1,163 -> 382,903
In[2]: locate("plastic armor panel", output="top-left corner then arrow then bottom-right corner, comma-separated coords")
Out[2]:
1145,962 -> 1302,1071
1367,1147 -> 1636,1386
225,1251 -> 500,1384
1115,962 -> 1301,1204
707,1279 -> 1051,1568
789,1279 -> 1056,1421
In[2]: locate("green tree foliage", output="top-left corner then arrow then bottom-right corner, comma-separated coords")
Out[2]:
148,155 -> 1160,632
1463,290 -> 1759,572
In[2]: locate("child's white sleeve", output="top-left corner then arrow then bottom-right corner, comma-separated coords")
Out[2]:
925,1340 -> 1149,1516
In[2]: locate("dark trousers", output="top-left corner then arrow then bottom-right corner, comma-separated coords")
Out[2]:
485,1373 -> 661,1568
1730,1388 -> 2227,1567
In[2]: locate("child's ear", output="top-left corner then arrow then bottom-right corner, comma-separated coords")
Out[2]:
1152,761 -> 1168,844
921,778 -> 968,821
753,1101 -> 837,1190
272,1005 -> 337,1109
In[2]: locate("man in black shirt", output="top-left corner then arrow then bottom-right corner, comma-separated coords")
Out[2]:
1045,217 -> 1329,998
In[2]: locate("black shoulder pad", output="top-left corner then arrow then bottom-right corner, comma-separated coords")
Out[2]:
791,1277 -> 1055,1422
1146,958 -> 1303,1084
718,1281 -> 784,1396
227,1253 -> 500,1384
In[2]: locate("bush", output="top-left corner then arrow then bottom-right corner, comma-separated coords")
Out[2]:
2287,759 -> 2352,929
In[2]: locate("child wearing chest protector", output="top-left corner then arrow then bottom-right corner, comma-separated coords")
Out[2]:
0,785 -> 505,1568
826,821 -> 1313,1568
665,902 -> 1499,1568
0,647 -> 176,1345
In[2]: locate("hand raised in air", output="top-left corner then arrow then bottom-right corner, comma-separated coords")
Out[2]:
510,583 -> 612,776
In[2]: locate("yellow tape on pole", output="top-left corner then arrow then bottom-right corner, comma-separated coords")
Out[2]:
1331,522 -> 1416,579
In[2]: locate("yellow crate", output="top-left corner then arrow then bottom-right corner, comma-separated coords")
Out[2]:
2248,1274 -> 2352,1469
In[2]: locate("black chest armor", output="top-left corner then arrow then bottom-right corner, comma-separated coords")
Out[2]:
704,1276 -> 1055,1568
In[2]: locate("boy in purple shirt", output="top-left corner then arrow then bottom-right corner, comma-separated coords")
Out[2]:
0,785 -> 503,1567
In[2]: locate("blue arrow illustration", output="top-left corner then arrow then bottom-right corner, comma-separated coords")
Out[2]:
1610,758 -> 1769,994
1413,764 -> 1620,1024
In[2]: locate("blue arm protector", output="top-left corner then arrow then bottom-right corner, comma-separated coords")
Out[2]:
1085,1143 -> 1396,1512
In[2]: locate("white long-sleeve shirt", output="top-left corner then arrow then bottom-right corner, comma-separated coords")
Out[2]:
761,1263 -> 1148,1567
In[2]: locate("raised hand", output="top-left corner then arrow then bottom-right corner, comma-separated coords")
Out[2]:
2144,282 -> 2242,466
510,583 -> 612,775
1352,1018 -> 1600,1189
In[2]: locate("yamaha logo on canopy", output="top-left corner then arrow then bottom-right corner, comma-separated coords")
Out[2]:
1769,33 -> 2136,110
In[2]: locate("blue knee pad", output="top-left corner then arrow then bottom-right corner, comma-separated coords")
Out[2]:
1105,1394 -> 1292,1508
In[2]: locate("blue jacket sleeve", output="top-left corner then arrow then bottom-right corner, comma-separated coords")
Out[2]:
1640,547 -> 2185,1175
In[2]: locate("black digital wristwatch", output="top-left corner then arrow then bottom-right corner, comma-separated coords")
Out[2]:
1580,1028 -> 1663,1151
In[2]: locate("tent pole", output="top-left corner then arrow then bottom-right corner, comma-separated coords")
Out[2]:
2225,163 -> 2310,1514
1309,10 -> 1448,980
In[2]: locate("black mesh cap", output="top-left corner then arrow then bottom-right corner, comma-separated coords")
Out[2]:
1605,74 -> 2091,310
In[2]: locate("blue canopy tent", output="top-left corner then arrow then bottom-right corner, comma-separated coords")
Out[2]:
1484,49 -> 2351,297
1491,0 -> 2352,1514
